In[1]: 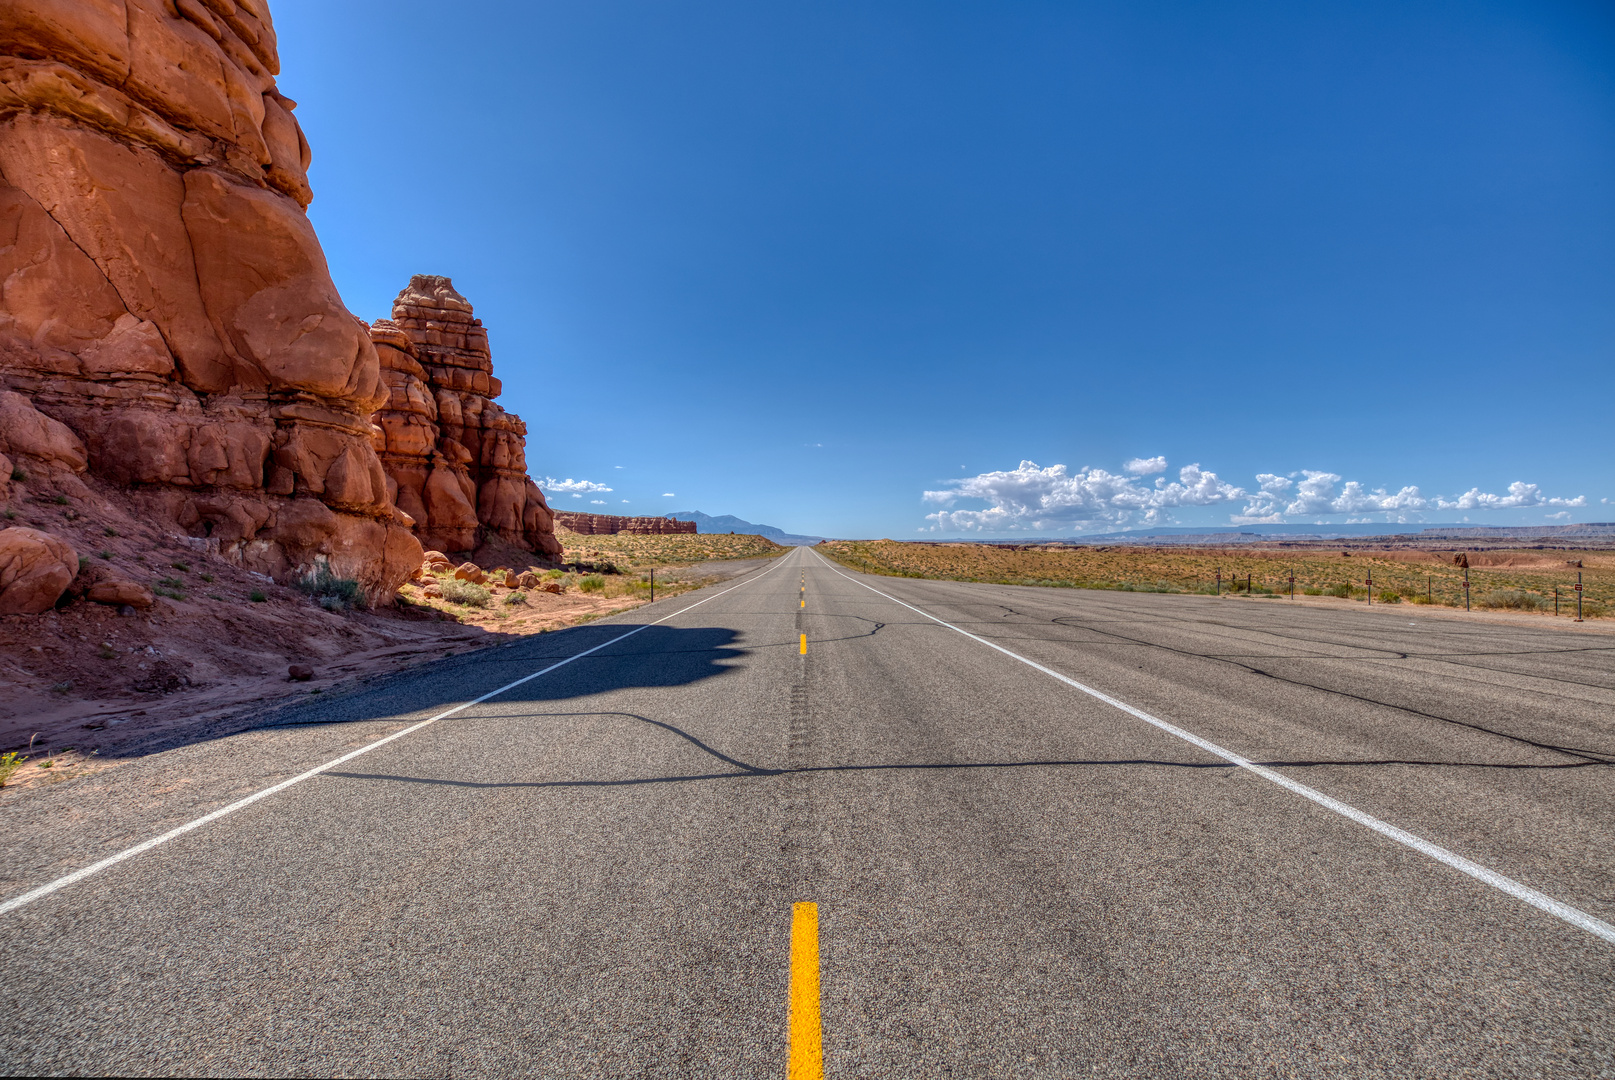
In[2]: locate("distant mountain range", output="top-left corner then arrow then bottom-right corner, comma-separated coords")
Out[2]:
667,511 -> 826,546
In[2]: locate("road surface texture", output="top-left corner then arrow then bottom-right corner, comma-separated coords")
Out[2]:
1,546 -> 1611,1076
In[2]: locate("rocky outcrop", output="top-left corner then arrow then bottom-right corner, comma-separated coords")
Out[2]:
0,0 -> 421,601
552,512 -> 697,536
370,276 -> 560,559
0,526 -> 77,614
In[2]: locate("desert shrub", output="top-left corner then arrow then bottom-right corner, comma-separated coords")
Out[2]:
1325,583 -> 1353,598
1410,594 -> 1437,605
1478,589 -> 1545,611
249,590 -> 267,603
543,568 -> 565,580
9,466 -> 26,483
296,565 -> 365,611
504,590 -> 528,605
439,579 -> 491,607
77,556 -> 89,572
1376,590 -> 1402,604
103,526 -> 118,537
579,574 -> 606,593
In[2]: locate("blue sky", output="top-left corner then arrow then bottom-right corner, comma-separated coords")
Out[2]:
276,0 -> 1613,537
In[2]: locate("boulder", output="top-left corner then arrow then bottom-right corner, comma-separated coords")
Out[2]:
87,580 -> 156,608
421,582 -> 442,598
0,526 -> 79,615
516,570 -> 539,589
287,664 -> 314,682
453,561 -> 486,584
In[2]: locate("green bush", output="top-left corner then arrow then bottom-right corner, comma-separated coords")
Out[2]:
295,565 -> 365,611
1325,583 -> 1353,598
578,574 -> 606,594
1375,590 -> 1402,604
503,590 -> 528,605
439,578 -> 491,607
249,590 -> 267,603
1478,589 -> 1545,611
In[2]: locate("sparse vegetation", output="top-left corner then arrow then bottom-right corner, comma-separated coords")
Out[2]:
78,556 -> 89,572
0,753 -> 26,786
9,465 -> 26,483
50,681 -> 73,695
556,528 -> 786,572
1478,589 -> 1546,612
578,574 -> 606,593
97,549 -> 112,559
98,643 -> 116,660
249,590 -> 267,603
103,526 -> 118,537
200,572 -> 215,583
295,565 -> 365,611
53,494 -> 68,505
439,578 -> 492,607
816,540 -> 1613,617
503,590 -> 529,605
171,561 -> 190,572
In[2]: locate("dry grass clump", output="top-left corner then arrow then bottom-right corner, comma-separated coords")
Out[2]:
817,540 -> 1613,617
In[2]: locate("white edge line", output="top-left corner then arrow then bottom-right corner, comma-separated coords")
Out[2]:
809,549 -> 1615,946
0,553 -> 793,917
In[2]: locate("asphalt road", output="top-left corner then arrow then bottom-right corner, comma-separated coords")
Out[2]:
1,545 -> 1612,1077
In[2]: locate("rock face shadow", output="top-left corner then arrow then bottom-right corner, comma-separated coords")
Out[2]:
103,622 -> 750,759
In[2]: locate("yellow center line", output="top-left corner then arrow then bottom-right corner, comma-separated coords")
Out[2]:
799,634 -> 807,655
789,902 -> 823,1080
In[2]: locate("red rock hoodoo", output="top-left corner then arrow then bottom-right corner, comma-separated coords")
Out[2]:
0,0 -> 423,599
370,276 -> 561,560
552,512 -> 697,536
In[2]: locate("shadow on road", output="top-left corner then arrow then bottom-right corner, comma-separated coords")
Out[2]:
109,622 -> 751,759
320,706 -> 1614,794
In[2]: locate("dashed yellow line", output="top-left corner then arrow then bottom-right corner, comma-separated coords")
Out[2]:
789,902 -> 823,1080
799,634 -> 807,655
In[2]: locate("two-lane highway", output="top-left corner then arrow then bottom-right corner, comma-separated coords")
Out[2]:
1,546 -> 1611,1076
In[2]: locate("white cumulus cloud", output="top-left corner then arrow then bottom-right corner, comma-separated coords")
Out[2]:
543,477 -> 613,494
1124,456 -> 1168,475
662,493 -> 676,497
924,458 -> 1588,534
923,460 -> 1244,532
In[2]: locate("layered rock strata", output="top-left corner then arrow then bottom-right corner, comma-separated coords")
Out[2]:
370,276 -> 561,559
552,512 -> 697,536
0,0 -> 422,600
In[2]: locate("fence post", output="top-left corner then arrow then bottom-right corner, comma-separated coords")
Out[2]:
1247,572 -> 1252,594
1577,571 -> 1583,623
1427,575 -> 1431,604
1464,568 -> 1470,611
650,567 -> 655,602
1216,570 -> 1220,595
1290,570 -> 1295,599
1367,570 -> 1372,604
1555,588 -> 1559,617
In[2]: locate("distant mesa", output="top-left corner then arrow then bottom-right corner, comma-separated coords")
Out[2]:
552,512 -> 695,536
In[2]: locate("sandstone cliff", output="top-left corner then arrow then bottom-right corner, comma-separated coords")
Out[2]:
552,511 -> 697,536
370,276 -> 562,560
0,0 -> 422,600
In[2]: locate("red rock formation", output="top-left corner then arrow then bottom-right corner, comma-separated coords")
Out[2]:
370,276 -> 561,559
552,512 -> 697,536
0,0 -> 422,600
